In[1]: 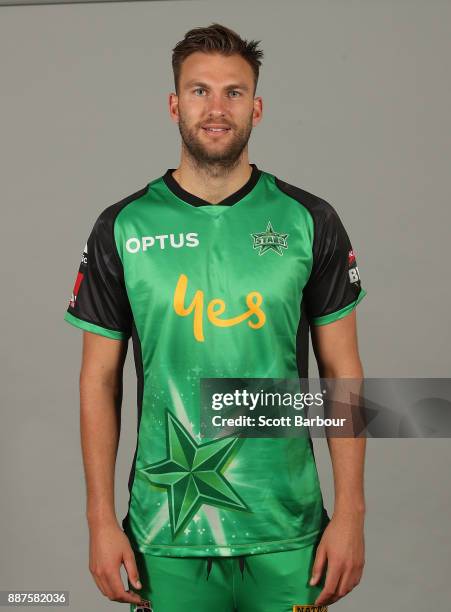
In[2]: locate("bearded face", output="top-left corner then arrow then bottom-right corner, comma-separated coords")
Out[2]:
171,51 -> 262,171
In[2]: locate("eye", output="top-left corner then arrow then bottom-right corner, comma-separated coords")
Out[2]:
228,90 -> 241,97
194,87 -> 206,96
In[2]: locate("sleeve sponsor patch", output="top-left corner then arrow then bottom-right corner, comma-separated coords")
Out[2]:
348,248 -> 361,285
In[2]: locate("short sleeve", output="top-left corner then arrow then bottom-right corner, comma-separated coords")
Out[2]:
303,201 -> 367,326
63,206 -> 133,340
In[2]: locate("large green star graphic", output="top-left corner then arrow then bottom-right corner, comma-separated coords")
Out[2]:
251,221 -> 289,256
140,411 -> 249,538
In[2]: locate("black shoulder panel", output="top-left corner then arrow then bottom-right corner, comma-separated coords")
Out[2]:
66,185 -> 149,335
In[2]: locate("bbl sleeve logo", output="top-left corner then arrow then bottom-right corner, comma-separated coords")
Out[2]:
69,243 -> 88,308
347,249 -> 361,286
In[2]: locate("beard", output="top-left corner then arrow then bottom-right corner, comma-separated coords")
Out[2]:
177,111 -> 254,171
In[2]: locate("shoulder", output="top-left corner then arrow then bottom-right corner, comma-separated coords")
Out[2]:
95,184 -> 150,228
86,184 -> 150,253
269,171 -> 341,227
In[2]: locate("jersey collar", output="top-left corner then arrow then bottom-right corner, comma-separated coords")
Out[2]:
162,163 -> 261,207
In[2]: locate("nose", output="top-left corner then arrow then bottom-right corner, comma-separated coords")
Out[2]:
205,92 -> 229,117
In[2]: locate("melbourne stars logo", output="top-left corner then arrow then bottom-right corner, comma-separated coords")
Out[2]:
140,410 -> 249,538
251,221 -> 289,256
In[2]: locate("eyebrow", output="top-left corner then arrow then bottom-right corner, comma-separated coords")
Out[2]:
184,80 -> 250,92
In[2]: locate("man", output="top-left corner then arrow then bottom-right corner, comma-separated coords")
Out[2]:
64,23 -> 366,612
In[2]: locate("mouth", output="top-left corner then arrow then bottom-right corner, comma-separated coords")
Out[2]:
201,126 -> 232,136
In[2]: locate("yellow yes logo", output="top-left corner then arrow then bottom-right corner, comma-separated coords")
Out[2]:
173,273 -> 266,342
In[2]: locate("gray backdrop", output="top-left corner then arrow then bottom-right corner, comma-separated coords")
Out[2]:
1,1 -> 450,610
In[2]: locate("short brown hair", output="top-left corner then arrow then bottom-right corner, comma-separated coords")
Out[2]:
172,23 -> 264,95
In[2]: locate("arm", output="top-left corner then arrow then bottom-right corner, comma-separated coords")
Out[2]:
80,331 -> 146,607
81,330 -> 126,528
309,310 -> 366,606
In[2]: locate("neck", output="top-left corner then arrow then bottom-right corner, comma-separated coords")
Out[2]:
172,150 -> 252,205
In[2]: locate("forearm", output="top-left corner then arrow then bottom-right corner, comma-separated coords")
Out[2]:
320,361 -> 366,517
80,369 -> 122,528
327,437 -> 366,516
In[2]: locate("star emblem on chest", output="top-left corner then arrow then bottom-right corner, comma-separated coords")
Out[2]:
251,221 -> 289,256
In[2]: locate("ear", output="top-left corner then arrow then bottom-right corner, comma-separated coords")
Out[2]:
252,96 -> 263,126
168,92 -> 180,123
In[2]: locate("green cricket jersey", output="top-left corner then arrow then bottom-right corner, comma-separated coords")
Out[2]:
64,163 -> 366,557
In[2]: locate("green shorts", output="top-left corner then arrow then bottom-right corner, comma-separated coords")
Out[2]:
128,542 -> 327,612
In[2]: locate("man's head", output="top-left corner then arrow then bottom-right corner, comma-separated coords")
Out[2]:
169,23 -> 264,171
